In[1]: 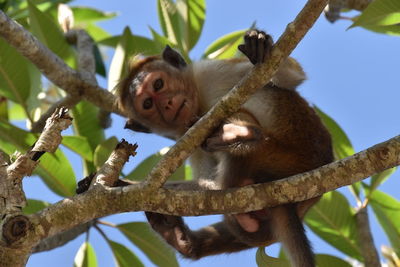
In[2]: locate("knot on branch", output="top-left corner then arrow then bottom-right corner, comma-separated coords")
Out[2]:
116,139 -> 139,156
2,215 -> 30,245
76,140 -> 138,191
368,142 -> 399,172
8,155 -> 38,177
34,107 -> 72,153
95,139 -> 138,187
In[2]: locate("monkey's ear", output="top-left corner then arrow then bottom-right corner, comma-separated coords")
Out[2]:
124,119 -> 152,133
162,45 -> 187,69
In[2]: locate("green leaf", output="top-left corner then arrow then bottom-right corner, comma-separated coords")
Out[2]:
129,34 -> 160,56
25,62 -> 42,112
0,119 -> 35,153
28,0 -> 76,68
125,148 -> 186,181
0,38 -> 32,104
72,101 -> 105,174
203,30 -> 247,59
0,119 -> 76,196
176,0 -> 206,50
149,27 -> 172,50
359,24 -> 400,36
93,137 -> 119,168
256,247 -> 291,267
315,254 -> 352,267
72,101 -> 104,149
367,189 -> 400,254
158,0 -> 180,47
314,107 -> 361,197
8,103 -> 26,120
108,240 -> 144,267
0,97 -> 7,120
314,107 -> 354,160
74,242 -> 98,267
97,35 -> 120,48
84,23 -> 111,42
305,192 -> 363,260
7,0 -> 64,20
22,199 -> 50,215
36,148 -> 77,196
369,167 -> 396,194
108,27 -> 132,92
62,136 -> 94,162
93,43 -> 106,77
107,27 -> 159,90
351,0 -> 400,28
118,222 -> 178,267
72,6 -> 116,23
185,164 -> 193,181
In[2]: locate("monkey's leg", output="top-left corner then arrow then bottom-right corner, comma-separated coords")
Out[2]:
271,204 -> 315,267
145,213 -> 251,259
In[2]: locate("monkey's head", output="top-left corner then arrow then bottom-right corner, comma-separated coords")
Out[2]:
117,46 -> 199,139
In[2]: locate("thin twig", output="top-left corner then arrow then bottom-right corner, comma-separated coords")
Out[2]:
355,206 -> 381,267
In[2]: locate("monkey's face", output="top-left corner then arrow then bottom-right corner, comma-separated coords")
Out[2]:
130,66 -> 199,136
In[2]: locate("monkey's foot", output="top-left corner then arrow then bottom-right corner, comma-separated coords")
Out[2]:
203,123 -> 263,152
234,213 -> 259,233
238,29 -> 273,65
145,212 -> 199,258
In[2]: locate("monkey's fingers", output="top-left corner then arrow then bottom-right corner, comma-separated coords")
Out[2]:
239,30 -> 273,65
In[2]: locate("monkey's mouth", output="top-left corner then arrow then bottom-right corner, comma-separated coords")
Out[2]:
173,99 -> 187,123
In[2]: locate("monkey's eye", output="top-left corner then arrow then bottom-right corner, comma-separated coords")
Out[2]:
143,98 -> 153,110
153,78 -> 164,92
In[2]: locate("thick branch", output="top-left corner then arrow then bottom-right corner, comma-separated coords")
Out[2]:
0,11 -> 122,116
0,108 -> 72,267
24,135 -> 400,245
143,0 -> 329,190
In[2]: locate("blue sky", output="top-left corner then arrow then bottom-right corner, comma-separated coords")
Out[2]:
25,1 -> 400,267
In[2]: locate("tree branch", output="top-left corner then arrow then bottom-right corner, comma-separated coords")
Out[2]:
142,0 -> 330,190
32,221 -> 93,253
31,29 -> 97,133
355,206 -> 381,267
0,108 -> 72,267
0,10 -> 122,116
0,108 -> 72,217
0,0 -> 397,264
22,135 -> 400,248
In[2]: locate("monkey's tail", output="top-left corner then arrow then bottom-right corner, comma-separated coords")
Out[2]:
273,204 -> 315,267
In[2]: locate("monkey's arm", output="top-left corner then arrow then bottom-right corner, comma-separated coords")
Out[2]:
238,29 -> 306,89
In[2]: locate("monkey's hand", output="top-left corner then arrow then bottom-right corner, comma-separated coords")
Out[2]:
145,212 -> 200,258
203,123 -> 263,154
238,29 -> 273,65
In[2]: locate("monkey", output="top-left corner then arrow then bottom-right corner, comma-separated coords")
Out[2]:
117,30 -> 333,267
